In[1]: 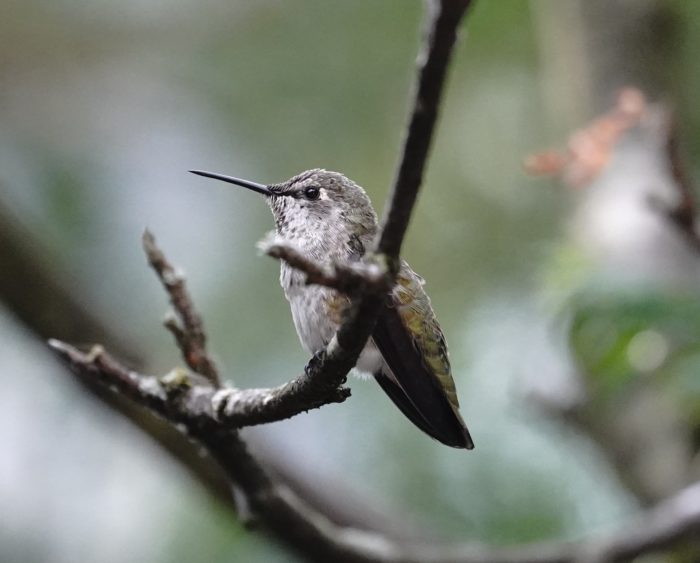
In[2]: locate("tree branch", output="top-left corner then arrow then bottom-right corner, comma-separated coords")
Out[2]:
0,194 -> 415,535
48,340 -> 352,428
377,0 -> 474,261
38,339 -> 700,563
259,234 -> 390,295
143,229 -> 221,387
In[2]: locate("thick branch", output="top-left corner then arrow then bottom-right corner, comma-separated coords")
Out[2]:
377,0 -> 474,261
39,341 -> 700,563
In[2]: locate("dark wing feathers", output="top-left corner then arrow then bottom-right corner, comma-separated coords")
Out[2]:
372,302 -> 474,449
374,371 -> 445,441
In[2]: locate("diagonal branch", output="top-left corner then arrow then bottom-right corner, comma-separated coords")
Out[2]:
143,229 -> 221,387
48,341 -> 351,428
377,0 -> 474,261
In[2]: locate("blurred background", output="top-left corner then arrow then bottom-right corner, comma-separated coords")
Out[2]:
2,0 -> 700,561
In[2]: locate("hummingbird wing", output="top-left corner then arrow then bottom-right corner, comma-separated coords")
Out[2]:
371,263 -> 474,449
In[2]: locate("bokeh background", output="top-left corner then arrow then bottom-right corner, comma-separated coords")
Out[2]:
2,1 -> 700,561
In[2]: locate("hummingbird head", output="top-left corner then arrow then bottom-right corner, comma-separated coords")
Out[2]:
190,168 -> 378,241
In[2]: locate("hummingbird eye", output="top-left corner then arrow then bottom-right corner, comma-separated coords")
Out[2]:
303,186 -> 321,200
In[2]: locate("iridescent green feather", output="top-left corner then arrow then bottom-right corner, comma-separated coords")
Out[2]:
391,262 -> 460,409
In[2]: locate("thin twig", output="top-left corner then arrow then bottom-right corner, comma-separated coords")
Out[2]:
48,341 -> 349,428
143,229 -> 220,387
49,340 -> 168,410
259,235 -> 390,295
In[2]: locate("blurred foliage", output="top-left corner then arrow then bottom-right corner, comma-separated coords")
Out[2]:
569,289 -> 700,423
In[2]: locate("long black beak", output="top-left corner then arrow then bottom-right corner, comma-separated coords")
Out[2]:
189,170 -> 271,196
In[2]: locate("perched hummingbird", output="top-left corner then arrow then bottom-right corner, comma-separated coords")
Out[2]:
191,168 -> 474,449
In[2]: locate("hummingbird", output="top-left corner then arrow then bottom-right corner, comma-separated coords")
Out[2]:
191,168 -> 474,449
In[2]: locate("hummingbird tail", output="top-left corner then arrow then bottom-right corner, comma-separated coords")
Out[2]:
373,370 -> 455,445
373,368 -> 473,449
371,304 -> 474,449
